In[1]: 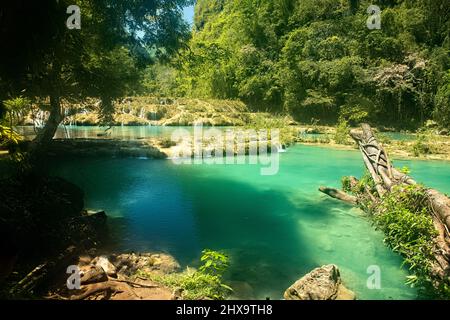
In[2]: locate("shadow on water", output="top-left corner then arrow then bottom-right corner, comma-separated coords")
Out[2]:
45,148 -> 424,300
47,157 -> 202,257
173,175 -> 323,300
47,156 -> 322,299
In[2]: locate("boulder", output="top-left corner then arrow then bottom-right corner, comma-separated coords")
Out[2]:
284,264 -> 356,300
92,256 -> 117,278
0,175 -> 85,255
80,265 -> 108,285
305,128 -> 320,134
112,252 -> 180,276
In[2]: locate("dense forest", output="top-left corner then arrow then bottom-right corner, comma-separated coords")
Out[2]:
2,1 -> 449,134
144,0 -> 450,129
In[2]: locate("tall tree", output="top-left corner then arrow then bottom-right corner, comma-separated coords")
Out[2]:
0,0 -> 193,151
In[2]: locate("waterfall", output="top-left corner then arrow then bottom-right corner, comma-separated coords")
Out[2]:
33,110 -> 46,128
63,125 -> 71,139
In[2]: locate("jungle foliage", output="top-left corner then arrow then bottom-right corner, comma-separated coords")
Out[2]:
343,170 -> 450,298
153,0 -> 449,129
374,184 -> 449,298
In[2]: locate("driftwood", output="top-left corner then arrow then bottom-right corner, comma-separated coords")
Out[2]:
319,186 -> 357,205
320,124 -> 450,288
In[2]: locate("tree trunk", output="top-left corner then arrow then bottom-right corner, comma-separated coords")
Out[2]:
28,94 -> 63,156
349,0 -> 359,14
349,124 -> 450,232
320,123 -> 450,291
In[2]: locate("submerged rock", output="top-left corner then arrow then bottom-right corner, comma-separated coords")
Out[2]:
0,175 -> 86,257
284,264 -> 356,300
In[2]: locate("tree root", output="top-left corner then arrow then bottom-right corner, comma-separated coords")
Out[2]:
69,281 -> 130,300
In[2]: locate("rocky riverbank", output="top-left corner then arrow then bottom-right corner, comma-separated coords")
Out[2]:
0,174 -> 108,299
44,135 -> 285,160
46,138 -> 168,159
45,252 -> 182,300
0,172 -> 357,300
42,252 -> 356,300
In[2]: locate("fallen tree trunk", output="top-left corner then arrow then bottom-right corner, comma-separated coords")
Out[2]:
320,123 -> 450,295
319,186 -> 357,205
350,124 -> 450,231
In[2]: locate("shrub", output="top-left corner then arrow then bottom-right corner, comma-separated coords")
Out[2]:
334,119 -> 351,145
411,134 -> 434,156
159,138 -> 177,148
137,249 -> 233,300
341,176 -> 352,193
373,184 -> 447,296
246,113 -> 297,147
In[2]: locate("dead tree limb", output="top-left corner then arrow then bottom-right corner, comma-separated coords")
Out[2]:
320,124 -> 450,291
350,124 -> 450,232
319,186 -> 357,205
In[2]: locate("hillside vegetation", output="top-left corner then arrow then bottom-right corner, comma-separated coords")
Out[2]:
145,0 -> 449,130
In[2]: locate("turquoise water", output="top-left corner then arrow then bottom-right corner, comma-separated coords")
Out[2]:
48,143 -> 450,300
297,131 -> 416,141
16,125 -> 198,140
16,125 -> 418,142
382,132 -> 416,141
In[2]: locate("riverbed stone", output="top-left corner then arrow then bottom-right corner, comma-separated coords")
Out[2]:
92,256 -> 117,277
80,265 -> 108,285
112,252 -> 180,276
284,264 -> 356,300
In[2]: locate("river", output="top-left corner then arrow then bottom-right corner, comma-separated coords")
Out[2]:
41,126 -> 450,300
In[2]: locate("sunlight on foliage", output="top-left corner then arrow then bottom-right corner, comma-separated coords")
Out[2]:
411,134 -> 436,157
136,249 -> 233,300
374,184 -> 450,298
334,119 -> 351,145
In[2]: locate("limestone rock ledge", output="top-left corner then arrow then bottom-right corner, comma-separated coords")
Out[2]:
284,264 -> 356,300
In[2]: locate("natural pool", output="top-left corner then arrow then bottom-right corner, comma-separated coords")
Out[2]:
48,141 -> 450,300
17,125 -> 208,140
16,125 -> 418,142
